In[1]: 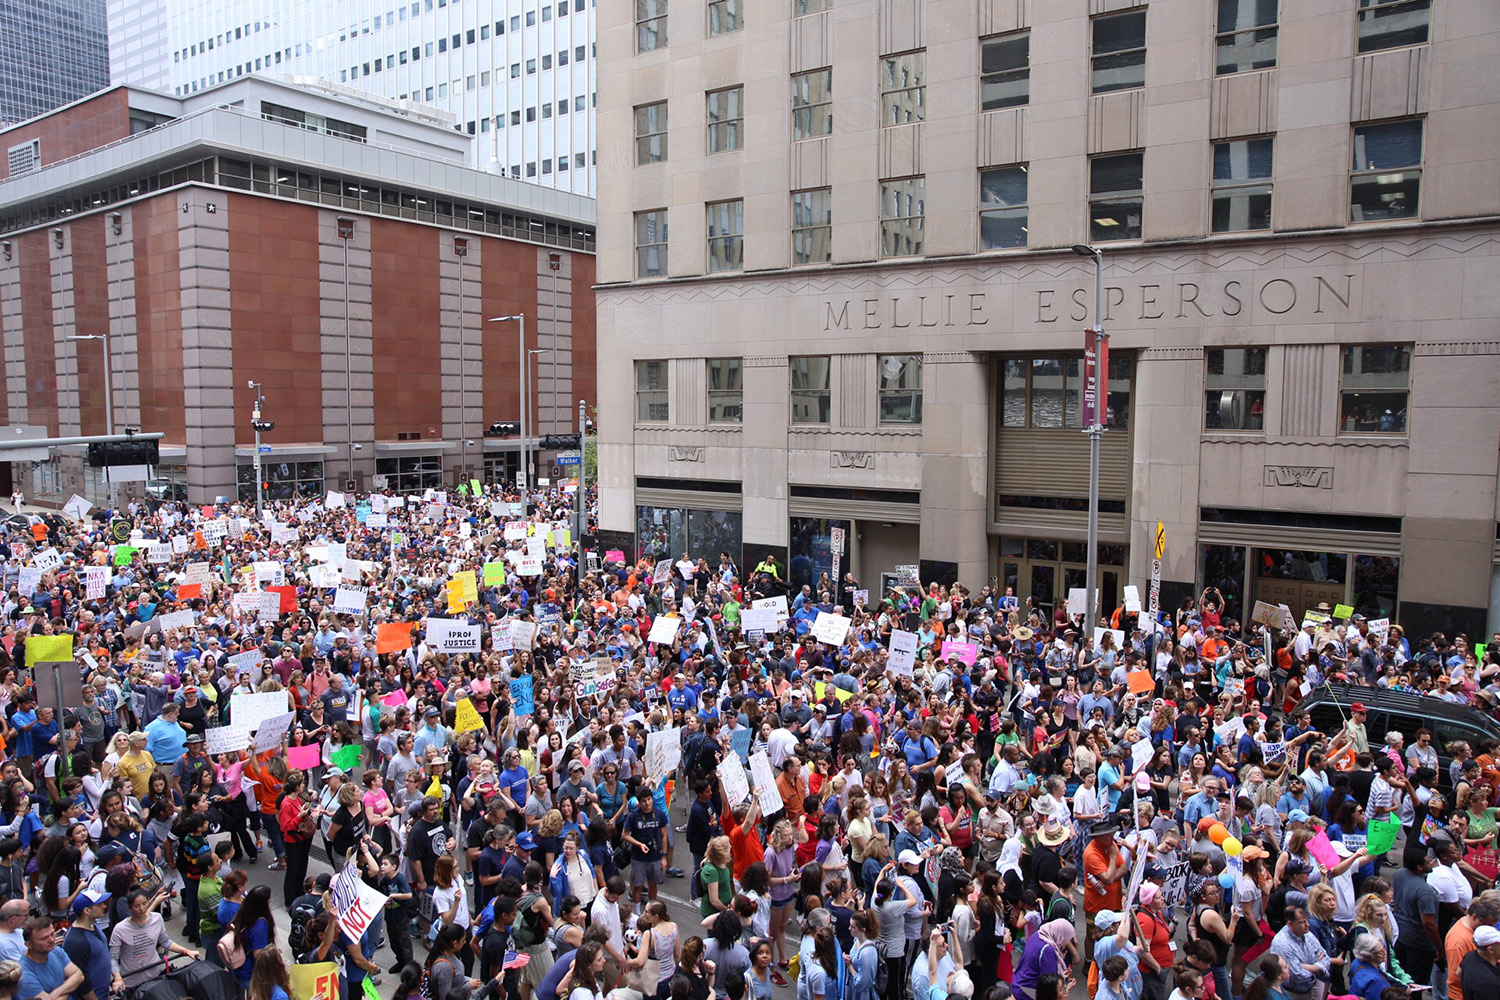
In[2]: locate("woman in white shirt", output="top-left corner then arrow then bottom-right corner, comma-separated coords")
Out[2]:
431,855 -> 471,930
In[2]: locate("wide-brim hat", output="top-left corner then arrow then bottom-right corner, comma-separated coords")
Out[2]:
1013,627 -> 1034,641
1038,818 -> 1071,846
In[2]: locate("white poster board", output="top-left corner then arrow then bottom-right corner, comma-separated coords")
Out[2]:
720,753 -> 751,807
748,750 -> 783,818
887,629 -> 919,676
252,712 -> 296,754
648,615 -> 682,645
739,607 -> 780,635
229,691 -> 290,731
645,727 -> 683,783
810,611 -> 852,646
426,619 -> 482,654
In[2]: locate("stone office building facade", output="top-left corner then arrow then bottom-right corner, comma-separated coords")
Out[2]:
592,0 -> 1500,637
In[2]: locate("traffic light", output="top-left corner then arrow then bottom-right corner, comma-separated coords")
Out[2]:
252,420 -> 275,432
87,439 -> 159,468
539,434 -> 580,450
488,422 -> 520,436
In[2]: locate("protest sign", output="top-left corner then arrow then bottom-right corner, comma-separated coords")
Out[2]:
648,615 -> 682,645
453,570 -> 478,603
720,753 -> 750,806
230,691 -> 291,731
570,659 -> 597,697
939,640 -> 978,666
156,609 -> 195,632
426,619 -> 482,654
652,559 -> 672,585
84,566 -> 109,600
25,634 -> 72,667
147,543 -> 171,565
171,534 -> 190,554
376,622 -> 415,654
888,629 -> 919,676
1260,741 -> 1287,764
253,712 -> 296,754
184,562 -> 212,587
331,862 -> 388,942
509,676 -> 535,716
739,607 -> 779,636
483,561 -> 506,586
646,727 -> 683,783
810,611 -> 852,646
205,724 -> 250,755
730,727 -> 752,761
509,619 -> 538,650
1160,860 -> 1191,907
287,744 -> 322,770
1126,671 -> 1155,695
747,750 -> 783,818
455,698 -> 486,732
492,625 -> 514,652
1366,817 -> 1400,857
289,962 -> 339,1000
17,567 -> 40,595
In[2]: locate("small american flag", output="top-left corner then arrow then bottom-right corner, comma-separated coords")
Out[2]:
503,951 -> 531,971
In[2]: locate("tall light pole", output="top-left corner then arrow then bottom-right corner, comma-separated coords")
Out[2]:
454,237 -> 470,481
575,398 -> 587,542
69,333 -> 112,503
488,314 -> 526,488
529,348 -> 550,481
1072,242 -> 1105,635
248,380 -> 273,520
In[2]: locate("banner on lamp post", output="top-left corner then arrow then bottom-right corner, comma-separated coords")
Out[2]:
1083,328 -> 1109,428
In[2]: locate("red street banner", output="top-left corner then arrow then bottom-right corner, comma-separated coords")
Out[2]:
1083,328 -> 1109,428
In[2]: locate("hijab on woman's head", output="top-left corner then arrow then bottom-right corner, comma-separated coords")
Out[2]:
1037,918 -> 1075,951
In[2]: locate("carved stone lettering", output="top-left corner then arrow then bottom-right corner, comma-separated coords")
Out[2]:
830,451 -> 874,469
1262,465 -> 1333,489
668,446 -> 704,463
823,293 -> 989,332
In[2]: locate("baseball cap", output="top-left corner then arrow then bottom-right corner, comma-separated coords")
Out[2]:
424,707 -> 441,718
1286,857 -> 1312,876
516,831 -> 538,851
129,731 -> 147,742
70,889 -> 111,915
1350,702 -> 1367,713
898,850 -> 922,866
1288,808 -> 1310,823
1476,926 -> 1500,947
315,873 -> 333,890
1094,910 -> 1122,929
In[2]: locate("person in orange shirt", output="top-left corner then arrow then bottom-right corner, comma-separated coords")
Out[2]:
776,756 -> 807,827
1082,820 -> 1125,962
718,772 -> 764,882
244,750 -> 287,869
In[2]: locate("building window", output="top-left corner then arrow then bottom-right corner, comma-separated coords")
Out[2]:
1089,152 -> 1143,240
1357,0 -> 1429,53
708,359 -> 743,422
1204,347 -> 1267,431
638,506 -> 742,565
792,69 -> 833,140
708,0 -> 741,34
706,87 -> 743,152
1340,346 -> 1410,433
1351,119 -> 1422,222
635,102 -> 668,164
1212,137 -> 1273,232
880,176 -> 925,257
795,0 -> 831,13
980,32 -> 1029,110
979,165 -> 1028,249
1091,10 -> 1146,94
1216,0 -> 1277,74
237,460 -> 325,502
636,361 -> 669,422
792,188 -> 832,265
790,357 -> 832,424
706,199 -> 745,272
879,355 -> 923,425
1001,355 -> 1133,430
371,457 -> 441,494
881,51 -> 925,126
636,209 -> 668,278
637,0 -> 667,51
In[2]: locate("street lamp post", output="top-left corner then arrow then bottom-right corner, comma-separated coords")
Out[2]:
248,381 -> 273,521
529,348 -> 550,481
487,314 -> 526,488
1072,243 -> 1105,635
548,252 -> 561,440
69,334 -> 113,505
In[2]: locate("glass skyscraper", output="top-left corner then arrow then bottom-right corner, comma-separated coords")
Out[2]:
0,0 -> 111,126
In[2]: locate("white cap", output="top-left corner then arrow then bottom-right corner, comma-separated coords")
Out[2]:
898,850 -> 922,866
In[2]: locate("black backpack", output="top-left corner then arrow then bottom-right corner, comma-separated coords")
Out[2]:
287,895 -> 323,959
1265,884 -> 1292,932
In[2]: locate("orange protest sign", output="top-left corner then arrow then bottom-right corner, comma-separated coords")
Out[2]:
1126,670 -> 1156,695
376,622 -> 416,654
177,583 -> 202,599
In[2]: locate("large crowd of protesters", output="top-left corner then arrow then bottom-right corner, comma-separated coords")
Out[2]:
0,485 -> 1496,1000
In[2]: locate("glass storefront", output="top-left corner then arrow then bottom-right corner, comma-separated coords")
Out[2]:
374,456 -> 444,493
1201,543 -> 1400,623
636,505 -> 743,565
484,452 -> 520,487
237,460 -> 324,503
789,516 -> 852,597
997,536 -> 1126,621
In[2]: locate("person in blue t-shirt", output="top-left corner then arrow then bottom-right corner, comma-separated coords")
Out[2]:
667,675 -> 699,713
18,914 -> 84,1000
10,694 -> 37,764
897,719 -> 938,774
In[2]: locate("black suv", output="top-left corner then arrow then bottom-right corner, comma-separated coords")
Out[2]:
1295,683 -> 1500,787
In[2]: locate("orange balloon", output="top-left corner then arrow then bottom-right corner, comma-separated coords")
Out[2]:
1209,823 -> 1229,845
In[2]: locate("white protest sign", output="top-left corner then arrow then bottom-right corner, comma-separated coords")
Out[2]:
748,750 -> 783,818
232,591 -> 263,615
1260,741 -> 1287,764
205,724 -> 250,755
253,561 -> 284,586
1123,585 -> 1142,614
227,649 -> 262,675
1368,618 -> 1390,640
652,559 -> 672,585
229,690 -> 290,731
426,618 -> 482,654
366,513 -> 388,529
648,615 -> 682,646
504,523 -> 527,541
740,607 -> 780,636
1094,627 -> 1126,652
85,566 -> 109,600
1213,715 -> 1246,748
147,543 -> 171,565
183,562 -> 212,587
887,629 -> 919,676
333,586 -> 368,614
252,712 -> 296,754
516,554 -> 543,576
370,495 -> 388,514
509,619 -> 538,650
1130,737 -> 1154,774
17,567 -> 40,595
720,752 -> 751,806
752,595 -> 789,621
645,727 -> 683,783
492,625 -> 514,652
63,494 -> 91,520
810,611 -> 852,647
156,609 -> 196,632
852,589 -> 869,608
1066,588 -> 1088,618
331,861 -> 389,942
171,535 -> 190,554
200,519 -> 228,545
31,549 -> 62,574
325,491 -> 346,509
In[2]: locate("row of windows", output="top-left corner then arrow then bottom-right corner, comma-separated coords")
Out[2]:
343,41 -> 593,90
1205,346 -> 1411,435
462,92 -> 595,135
631,119 -> 1425,274
633,356 -> 924,426
638,0 -> 1430,70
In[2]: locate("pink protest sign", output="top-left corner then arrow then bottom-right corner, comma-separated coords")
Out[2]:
287,744 -> 322,770
380,689 -> 409,709
939,640 -> 979,666
1306,830 -> 1339,870
605,549 -> 626,563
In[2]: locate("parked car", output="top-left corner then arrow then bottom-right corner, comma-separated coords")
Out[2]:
1295,682 -> 1500,786
146,478 -> 188,501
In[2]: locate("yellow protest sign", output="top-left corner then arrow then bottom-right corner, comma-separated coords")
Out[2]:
835,687 -> 856,703
455,697 -> 485,733
25,634 -> 73,667
453,570 -> 477,603
289,962 -> 339,1000
446,578 -> 466,613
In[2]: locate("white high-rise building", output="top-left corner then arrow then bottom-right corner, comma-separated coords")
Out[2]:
105,0 -> 596,195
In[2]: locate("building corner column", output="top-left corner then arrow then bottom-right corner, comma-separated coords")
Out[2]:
918,352 -> 989,587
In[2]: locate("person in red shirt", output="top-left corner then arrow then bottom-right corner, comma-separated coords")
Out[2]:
718,773 -> 764,882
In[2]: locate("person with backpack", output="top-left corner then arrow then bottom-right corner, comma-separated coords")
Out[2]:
848,911 -> 884,1000
286,873 -> 331,965
197,845 -> 239,965
514,860 -> 556,999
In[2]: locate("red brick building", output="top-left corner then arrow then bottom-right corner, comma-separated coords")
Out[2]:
0,77 -> 596,504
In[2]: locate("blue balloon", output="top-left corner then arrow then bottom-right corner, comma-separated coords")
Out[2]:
1218,871 -> 1236,889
